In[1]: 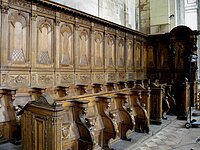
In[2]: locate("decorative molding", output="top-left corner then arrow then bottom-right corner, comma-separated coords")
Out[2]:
60,13 -> 75,22
9,0 -> 31,9
38,74 -> 54,86
8,74 -> 29,87
0,4 -> 9,14
37,5 -> 55,16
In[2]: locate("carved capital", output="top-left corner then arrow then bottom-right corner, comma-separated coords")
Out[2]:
55,19 -> 61,26
0,4 -> 9,14
31,13 -> 37,21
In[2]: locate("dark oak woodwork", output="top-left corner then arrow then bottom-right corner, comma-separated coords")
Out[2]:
129,89 -> 149,133
149,82 -> 163,125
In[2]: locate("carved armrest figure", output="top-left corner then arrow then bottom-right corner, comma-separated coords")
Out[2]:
95,96 -> 116,150
92,83 -> 102,94
105,82 -> 115,92
55,86 -> 69,98
114,93 -> 133,141
75,84 -> 88,95
129,91 -> 149,133
117,81 -> 126,90
70,100 -> 94,150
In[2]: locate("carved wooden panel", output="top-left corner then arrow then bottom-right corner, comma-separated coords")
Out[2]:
92,72 -> 105,84
36,17 -> 53,67
31,73 -> 54,87
135,42 -> 141,70
147,46 -> 155,68
117,38 -> 125,68
8,73 -> 29,87
105,34 -> 115,69
59,24 -> 73,67
8,10 -> 29,66
78,28 -> 90,67
126,39 -> 134,71
94,32 -> 104,68
56,72 -> 74,86
75,72 -> 91,84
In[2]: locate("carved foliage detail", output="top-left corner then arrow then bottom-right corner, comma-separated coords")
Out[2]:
38,74 -> 54,85
8,74 -> 29,86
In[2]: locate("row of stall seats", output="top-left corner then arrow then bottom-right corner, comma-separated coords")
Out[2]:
0,79 -> 176,150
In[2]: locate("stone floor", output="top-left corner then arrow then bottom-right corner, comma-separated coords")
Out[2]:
111,110 -> 200,150
0,110 -> 200,150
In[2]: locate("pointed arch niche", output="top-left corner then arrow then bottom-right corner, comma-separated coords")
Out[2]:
106,35 -> 115,68
37,19 -> 53,65
60,24 -> 73,67
126,39 -> 133,68
8,11 -> 29,66
135,42 -> 141,69
79,29 -> 89,66
117,38 -> 125,67
94,32 -> 103,67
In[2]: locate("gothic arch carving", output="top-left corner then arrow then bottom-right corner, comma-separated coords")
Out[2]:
117,38 -> 124,67
127,40 -> 133,67
79,29 -> 89,65
135,42 -> 141,69
143,46 -> 147,69
60,24 -> 73,66
106,35 -> 115,67
147,46 -> 155,68
37,19 -> 53,64
94,32 -> 103,66
8,11 -> 29,64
